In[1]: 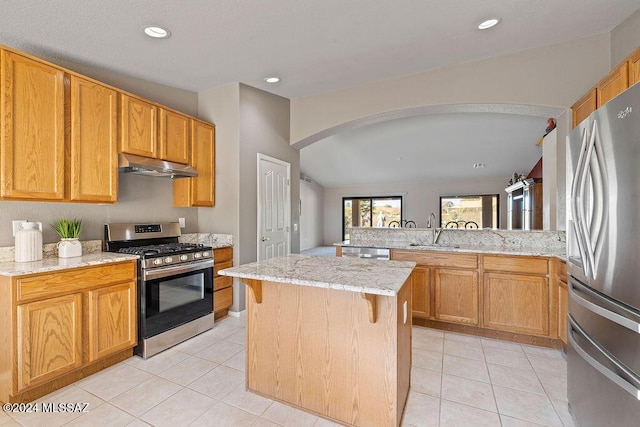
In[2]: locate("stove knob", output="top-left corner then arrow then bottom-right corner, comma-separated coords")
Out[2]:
164,257 -> 173,263
202,251 -> 211,257
180,255 -> 188,261
194,252 -> 202,259
153,259 -> 163,265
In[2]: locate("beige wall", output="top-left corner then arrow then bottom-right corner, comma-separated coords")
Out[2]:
238,84 -> 300,265
290,34 -> 611,145
611,9 -> 640,66
300,177 -> 325,250
323,177 -> 507,245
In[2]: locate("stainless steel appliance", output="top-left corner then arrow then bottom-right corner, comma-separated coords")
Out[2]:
567,82 -> 640,426
341,246 -> 390,260
505,178 -> 542,230
104,222 -> 214,358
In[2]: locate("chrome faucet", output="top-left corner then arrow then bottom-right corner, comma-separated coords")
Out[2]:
433,227 -> 444,244
427,212 -> 437,228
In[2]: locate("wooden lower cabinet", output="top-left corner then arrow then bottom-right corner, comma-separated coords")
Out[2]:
483,272 -> 549,336
411,267 -> 431,319
434,268 -> 478,325
392,249 -> 561,347
0,261 -> 137,403
87,282 -> 136,362
17,293 -> 83,391
213,246 -> 233,318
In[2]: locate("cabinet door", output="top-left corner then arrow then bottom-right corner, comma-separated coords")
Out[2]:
159,108 -> 190,164
1,50 -> 65,200
120,94 -> 157,158
173,120 -> 215,207
571,89 -> 597,128
434,268 -> 478,325
411,267 -> 431,319
17,293 -> 83,390
70,76 -> 118,202
483,272 -> 549,336
87,281 -> 136,362
597,62 -> 629,107
558,281 -> 568,345
214,287 -> 233,312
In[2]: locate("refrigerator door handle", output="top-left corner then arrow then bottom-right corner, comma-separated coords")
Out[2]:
570,126 -> 591,277
569,315 -> 640,400
570,279 -> 640,333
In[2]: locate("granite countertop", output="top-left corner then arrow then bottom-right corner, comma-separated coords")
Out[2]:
337,241 -> 566,259
219,254 -> 416,296
0,252 -> 139,277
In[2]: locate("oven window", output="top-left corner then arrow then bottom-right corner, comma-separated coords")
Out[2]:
157,274 -> 205,312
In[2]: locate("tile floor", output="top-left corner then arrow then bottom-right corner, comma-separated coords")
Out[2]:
1,315 -> 575,427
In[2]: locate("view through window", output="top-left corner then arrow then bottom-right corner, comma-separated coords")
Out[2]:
342,196 -> 403,240
440,194 -> 499,229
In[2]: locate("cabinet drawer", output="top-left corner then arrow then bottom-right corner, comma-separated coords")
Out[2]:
17,262 -> 136,302
483,255 -> 548,275
214,275 -> 232,291
392,250 -> 477,269
214,247 -> 233,263
214,260 -> 233,277
214,286 -> 233,312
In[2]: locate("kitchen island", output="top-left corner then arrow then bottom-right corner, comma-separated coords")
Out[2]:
219,254 -> 416,427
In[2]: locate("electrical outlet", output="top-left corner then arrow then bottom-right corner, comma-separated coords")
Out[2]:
178,217 -> 186,228
293,223 -> 298,232
12,220 -> 27,237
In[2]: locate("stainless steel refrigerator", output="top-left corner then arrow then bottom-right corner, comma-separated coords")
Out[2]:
567,82 -> 640,426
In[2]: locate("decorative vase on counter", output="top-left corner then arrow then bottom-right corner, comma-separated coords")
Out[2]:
14,222 -> 43,262
58,238 -> 83,258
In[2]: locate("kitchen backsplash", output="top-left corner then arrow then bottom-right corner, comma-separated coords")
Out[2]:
180,233 -> 233,248
347,227 -> 566,250
0,240 -> 103,263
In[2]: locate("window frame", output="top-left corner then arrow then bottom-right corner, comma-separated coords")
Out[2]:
439,194 -> 500,229
341,195 -> 404,241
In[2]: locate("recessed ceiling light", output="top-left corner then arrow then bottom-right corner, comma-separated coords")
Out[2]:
478,18 -> 501,30
264,77 -> 281,83
143,26 -> 171,39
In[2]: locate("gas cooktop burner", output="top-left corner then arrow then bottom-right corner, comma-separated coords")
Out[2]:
117,243 -> 209,256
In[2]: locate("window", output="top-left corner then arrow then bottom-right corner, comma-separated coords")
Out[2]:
342,196 -> 403,240
440,194 -> 499,229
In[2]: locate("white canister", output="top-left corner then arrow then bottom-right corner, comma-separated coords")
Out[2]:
14,222 -> 43,262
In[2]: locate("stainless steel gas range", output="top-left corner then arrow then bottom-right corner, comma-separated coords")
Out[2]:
104,222 -> 214,358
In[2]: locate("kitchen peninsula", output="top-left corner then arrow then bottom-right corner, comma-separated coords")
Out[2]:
219,254 -> 416,427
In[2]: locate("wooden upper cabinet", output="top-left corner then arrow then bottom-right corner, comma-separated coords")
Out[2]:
597,62 -> 629,107
572,89 -> 597,128
1,50 -> 65,200
629,47 -> 640,87
159,108 -> 190,164
120,94 -> 157,158
173,119 -> 215,207
70,76 -> 118,202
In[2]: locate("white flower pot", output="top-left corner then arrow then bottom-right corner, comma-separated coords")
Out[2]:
58,238 -> 82,258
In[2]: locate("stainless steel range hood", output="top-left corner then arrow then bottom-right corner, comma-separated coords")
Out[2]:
118,153 -> 197,178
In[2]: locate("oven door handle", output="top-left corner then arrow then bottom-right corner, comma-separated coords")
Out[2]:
143,259 -> 213,281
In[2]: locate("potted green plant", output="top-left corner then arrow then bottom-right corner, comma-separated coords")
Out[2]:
50,218 -> 83,258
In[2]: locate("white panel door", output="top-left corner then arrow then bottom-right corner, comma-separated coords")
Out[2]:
258,154 -> 290,261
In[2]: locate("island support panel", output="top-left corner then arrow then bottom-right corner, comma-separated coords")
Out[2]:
244,279 -> 412,427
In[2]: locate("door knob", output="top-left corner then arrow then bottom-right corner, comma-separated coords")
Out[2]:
261,237 -> 270,242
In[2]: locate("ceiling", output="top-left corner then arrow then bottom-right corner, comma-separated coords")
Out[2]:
301,112 -> 550,188
0,1 -> 638,188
